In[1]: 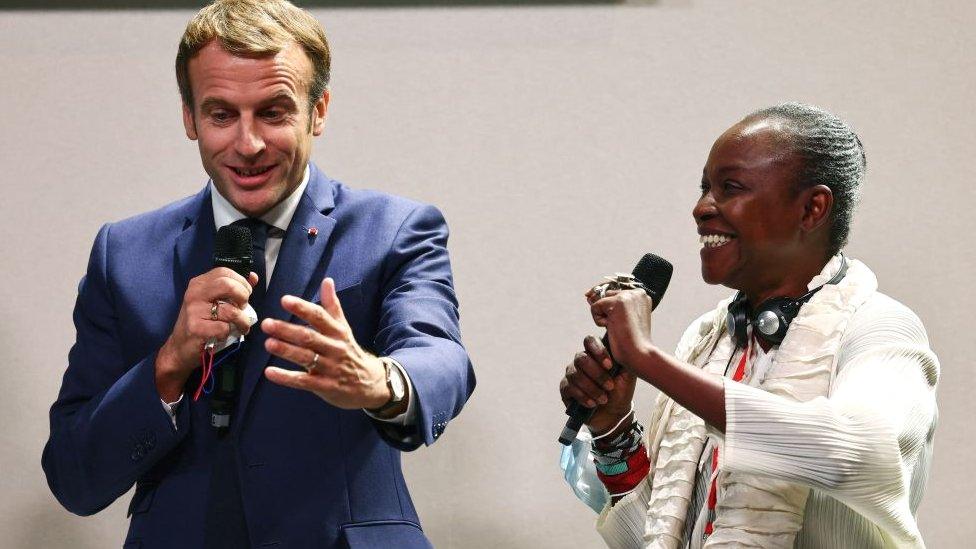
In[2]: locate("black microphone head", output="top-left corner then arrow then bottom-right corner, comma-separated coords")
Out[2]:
632,253 -> 673,311
214,224 -> 253,278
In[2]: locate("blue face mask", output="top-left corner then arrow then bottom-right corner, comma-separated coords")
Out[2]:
559,434 -> 609,514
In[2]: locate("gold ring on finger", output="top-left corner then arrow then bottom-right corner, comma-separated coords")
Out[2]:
210,301 -> 219,320
305,352 -> 320,372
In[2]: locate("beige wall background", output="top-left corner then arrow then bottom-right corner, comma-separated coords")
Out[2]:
1,1 -> 974,547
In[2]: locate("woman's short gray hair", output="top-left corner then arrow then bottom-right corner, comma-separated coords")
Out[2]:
747,102 -> 866,256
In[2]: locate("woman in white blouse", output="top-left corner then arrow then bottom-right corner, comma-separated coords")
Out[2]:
559,103 -> 938,548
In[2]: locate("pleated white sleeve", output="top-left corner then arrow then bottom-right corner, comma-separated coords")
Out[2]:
720,294 -> 939,547
596,477 -> 657,549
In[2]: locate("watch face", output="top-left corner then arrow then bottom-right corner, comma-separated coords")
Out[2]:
389,365 -> 406,401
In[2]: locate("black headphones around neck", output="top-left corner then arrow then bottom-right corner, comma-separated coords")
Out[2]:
726,255 -> 849,348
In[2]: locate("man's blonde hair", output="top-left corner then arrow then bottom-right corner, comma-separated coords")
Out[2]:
176,0 -> 331,111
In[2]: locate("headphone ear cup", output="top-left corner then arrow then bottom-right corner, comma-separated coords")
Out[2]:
752,297 -> 795,346
726,294 -> 749,348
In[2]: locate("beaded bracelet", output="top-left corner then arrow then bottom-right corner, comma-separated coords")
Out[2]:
591,413 -> 645,474
597,446 -> 650,497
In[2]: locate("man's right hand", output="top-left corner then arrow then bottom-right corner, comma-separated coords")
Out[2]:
559,334 -> 637,437
154,267 -> 257,402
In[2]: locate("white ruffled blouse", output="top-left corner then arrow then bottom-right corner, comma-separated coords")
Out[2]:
571,257 -> 939,549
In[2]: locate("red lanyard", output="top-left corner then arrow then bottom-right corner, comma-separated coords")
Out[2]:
705,337 -> 751,535
731,337 -> 750,382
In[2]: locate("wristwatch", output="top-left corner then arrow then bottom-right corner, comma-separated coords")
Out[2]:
366,357 -> 406,414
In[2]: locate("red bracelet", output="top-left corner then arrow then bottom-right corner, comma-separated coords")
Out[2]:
596,444 -> 650,496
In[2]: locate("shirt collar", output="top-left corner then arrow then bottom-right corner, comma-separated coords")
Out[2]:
806,253 -> 845,291
210,164 -> 310,232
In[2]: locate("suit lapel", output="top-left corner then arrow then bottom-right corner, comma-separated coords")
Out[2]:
174,186 -> 216,302
236,165 -> 338,422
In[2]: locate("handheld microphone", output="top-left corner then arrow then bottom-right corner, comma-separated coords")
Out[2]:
209,224 -> 253,432
214,224 -> 253,278
558,253 -> 673,446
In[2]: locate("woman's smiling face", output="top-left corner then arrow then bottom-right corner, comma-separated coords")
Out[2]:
693,119 -> 813,296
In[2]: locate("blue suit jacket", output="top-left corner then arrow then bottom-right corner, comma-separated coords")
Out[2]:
42,165 -> 475,548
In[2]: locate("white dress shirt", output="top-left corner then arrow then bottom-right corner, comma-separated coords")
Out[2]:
162,166 -> 418,432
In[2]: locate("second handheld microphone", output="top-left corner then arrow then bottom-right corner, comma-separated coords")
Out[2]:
558,253 -> 673,446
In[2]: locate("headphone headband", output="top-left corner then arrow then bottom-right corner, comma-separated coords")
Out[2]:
794,253 -> 849,304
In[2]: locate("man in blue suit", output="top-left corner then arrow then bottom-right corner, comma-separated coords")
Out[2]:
41,1 -> 474,547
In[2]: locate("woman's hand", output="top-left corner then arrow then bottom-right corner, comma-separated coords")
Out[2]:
559,335 -> 637,435
586,286 -> 728,433
587,288 -> 655,372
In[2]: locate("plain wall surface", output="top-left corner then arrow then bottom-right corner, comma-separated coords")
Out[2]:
1,2 -> 974,547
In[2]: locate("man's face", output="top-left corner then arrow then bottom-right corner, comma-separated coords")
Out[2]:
182,40 -> 328,218
692,120 -> 809,292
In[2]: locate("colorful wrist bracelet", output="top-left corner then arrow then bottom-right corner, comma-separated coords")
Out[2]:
595,459 -> 630,475
591,417 -> 644,469
597,445 -> 650,496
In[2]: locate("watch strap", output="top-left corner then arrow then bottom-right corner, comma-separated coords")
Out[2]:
366,358 -> 404,414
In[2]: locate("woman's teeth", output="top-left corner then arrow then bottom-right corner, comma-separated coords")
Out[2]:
700,234 -> 733,248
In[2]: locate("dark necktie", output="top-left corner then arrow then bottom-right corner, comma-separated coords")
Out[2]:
204,218 -> 269,549
234,217 -> 269,314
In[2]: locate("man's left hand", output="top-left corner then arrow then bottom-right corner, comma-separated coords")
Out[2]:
587,287 -> 655,370
263,277 -> 397,413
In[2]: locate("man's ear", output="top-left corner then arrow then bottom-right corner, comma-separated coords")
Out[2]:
182,102 -> 198,141
311,89 -> 330,136
801,184 -> 833,232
